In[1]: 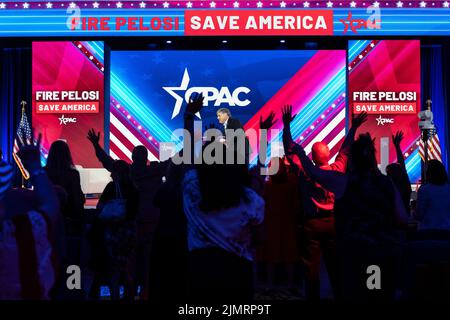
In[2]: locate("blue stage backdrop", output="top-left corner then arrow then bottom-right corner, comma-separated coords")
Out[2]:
110,49 -> 347,164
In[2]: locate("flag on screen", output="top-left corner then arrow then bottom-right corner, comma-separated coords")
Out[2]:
419,133 -> 442,162
13,102 -> 32,180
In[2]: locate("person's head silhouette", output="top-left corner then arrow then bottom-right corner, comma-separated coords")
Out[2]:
132,145 -> 148,166
311,142 -> 330,166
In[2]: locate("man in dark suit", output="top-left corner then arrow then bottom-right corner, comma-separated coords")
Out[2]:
216,108 -> 250,164
216,108 -> 244,131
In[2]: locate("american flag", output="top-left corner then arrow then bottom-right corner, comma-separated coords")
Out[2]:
419,133 -> 442,162
13,102 -> 32,180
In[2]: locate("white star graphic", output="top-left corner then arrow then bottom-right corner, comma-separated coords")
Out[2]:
370,42 -> 375,47
210,1 -> 216,8
186,1 -> 193,8
396,1 -> 403,7
444,1 -> 450,8
280,1 -> 287,7
303,1 -> 310,7
69,2 -> 76,8
359,54 -> 363,59
23,2 -> 29,9
257,1 -> 263,7
163,69 -> 199,119
93,2 -> 99,8
116,2 -> 123,8
419,1 -> 426,7
0,2 -> 5,9
163,1 -> 169,8
372,1 -> 380,7
139,1 -> 146,8
350,1 -> 357,7
326,1 -> 333,7
46,2 -> 52,8
234,1 -> 240,8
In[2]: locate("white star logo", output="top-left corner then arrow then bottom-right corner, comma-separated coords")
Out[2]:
46,2 -> 52,8
139,1 -> 146,8
372,1 -> 380,7
234,1 -> 240,8
163,1 -> 169,8
396,1 -> 403,7
93,2 -> 99,8
419,1 -> 426,7
350,1 -> 357,7
23,2 -> 29,9
69,2 -> 76,8
0,2 -> 6,9
303,1 -> 310,7
444,1 -> 450,8
186,1 -> 193,8
326,1 -> 333,7
210,1 -> 216,8
163,69 -> 200,119
257,1 -> 263,7
116,2 -> 123,8
280,1 -> 287,7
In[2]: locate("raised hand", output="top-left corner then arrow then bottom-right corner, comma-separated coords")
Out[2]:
87,128 -> 101,145
392,130 -> 404,147
281,105 -> 297,127
259,111 -> 277,130
352,111 -> 368,129
17,129 -> 42,175
185,92 -> 204,115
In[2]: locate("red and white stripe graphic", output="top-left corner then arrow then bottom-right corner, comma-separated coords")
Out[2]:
109,108 -> 159,163
419,134 -> 442,162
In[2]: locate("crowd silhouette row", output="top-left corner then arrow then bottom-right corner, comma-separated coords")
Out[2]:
1,94 -> 450,300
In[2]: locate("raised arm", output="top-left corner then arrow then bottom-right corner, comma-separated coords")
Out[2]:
285,139 -> 347,198
281,104 -> 296,147
87,129 -> 114,172
183,93 -> 204,170
332,112 -> 367,172
392,131 -> 407,170
257,111 -> 277,167
17,132 -> 59,225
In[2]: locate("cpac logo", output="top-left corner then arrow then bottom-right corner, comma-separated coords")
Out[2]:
59,115 -> 77,125
376,115 -> 394,126
340,7 -> 381,34
163,68 -> 251,119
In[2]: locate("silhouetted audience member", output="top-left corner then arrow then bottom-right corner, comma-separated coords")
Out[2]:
258,157 -> 300,293
182,94 -> 264,301
46,140 -> 85,229
148,158 -> 188,301
285,132 -> 408,300
282,105 -> 367,300
87,129 -> 165,298
45,140 -> 85,284
90,160 -> 138,300
0,133 -> 60,299
416,159 -> 450,230
386,131 -> 412,215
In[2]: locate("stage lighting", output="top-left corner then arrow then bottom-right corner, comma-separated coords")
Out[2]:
280,39 -> 286,43
166,40 -> 172,44
222,40 -> 228,44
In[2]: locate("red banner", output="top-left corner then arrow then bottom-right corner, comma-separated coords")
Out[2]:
184,10 -> 333,36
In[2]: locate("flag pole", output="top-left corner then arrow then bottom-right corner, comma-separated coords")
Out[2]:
20,100 -> 26,189
422,99 -> 432,183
